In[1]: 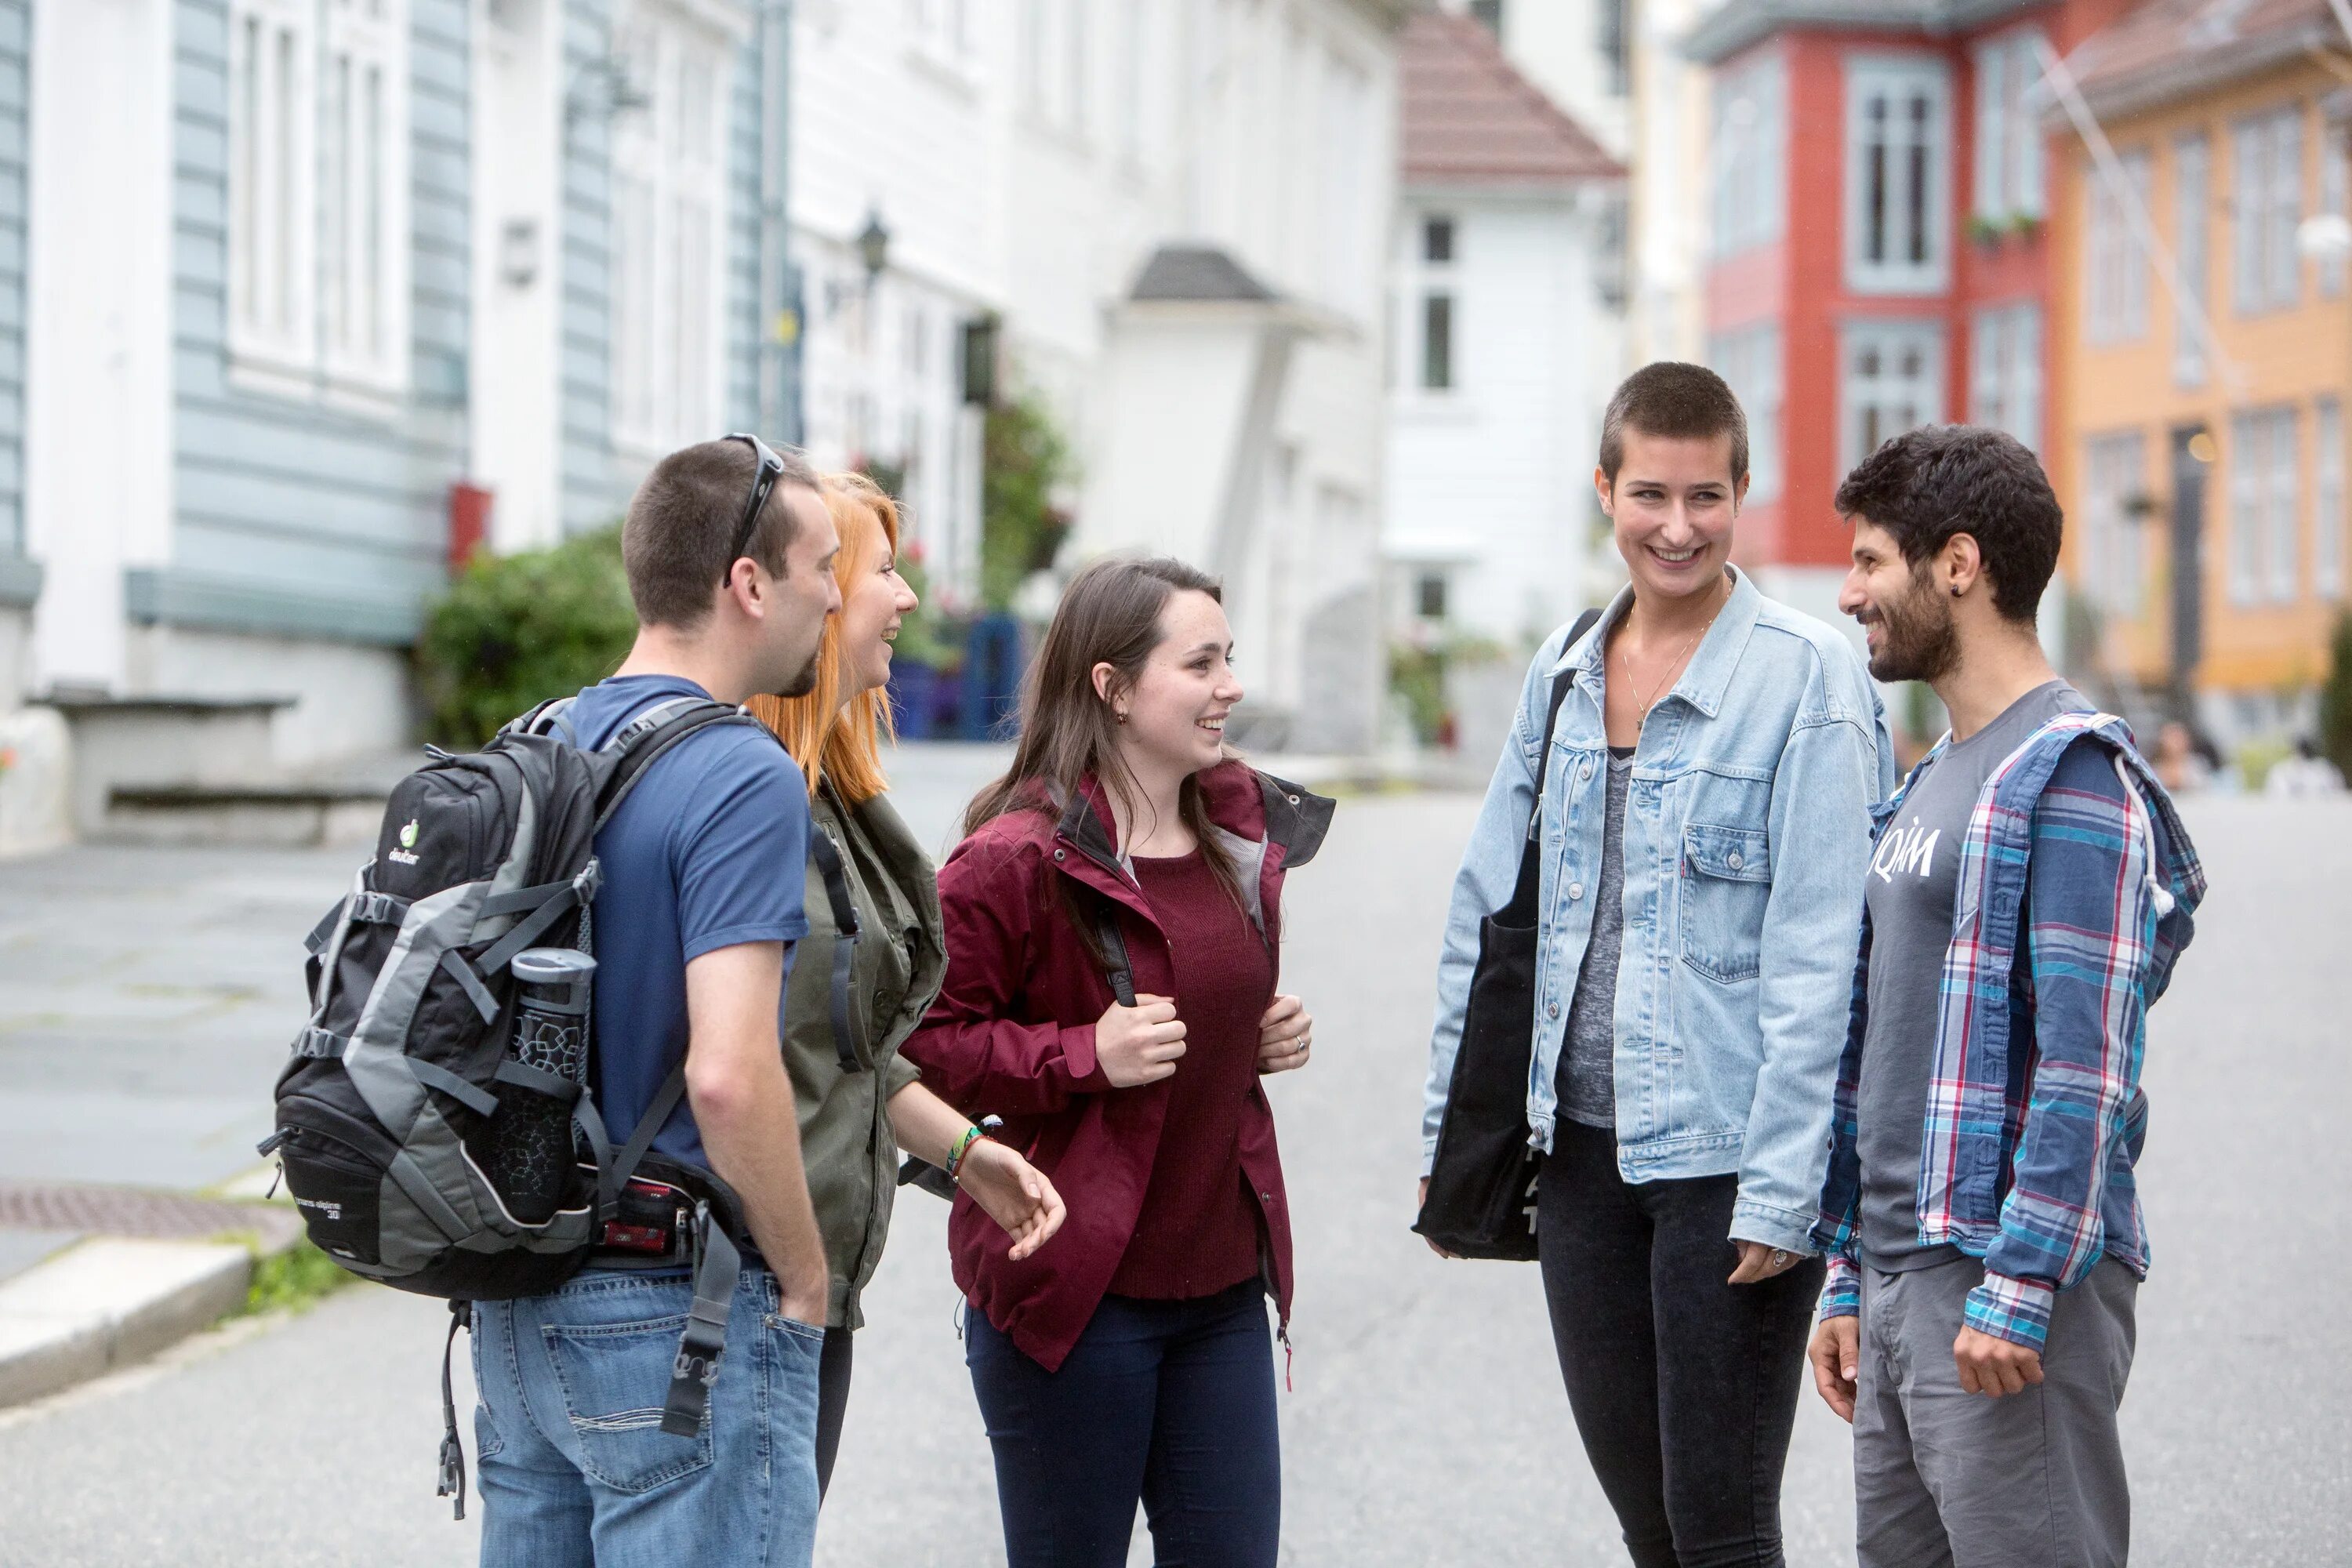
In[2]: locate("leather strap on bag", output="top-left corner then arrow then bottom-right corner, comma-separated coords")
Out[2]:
809,829 -> 864,1073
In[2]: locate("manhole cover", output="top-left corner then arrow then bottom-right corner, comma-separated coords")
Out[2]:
0,1182 -> 303,1249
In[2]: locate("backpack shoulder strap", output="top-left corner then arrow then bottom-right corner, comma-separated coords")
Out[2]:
808,826 -> 865,1073
1526,608 -> 1602,837
593,699 -> 773,830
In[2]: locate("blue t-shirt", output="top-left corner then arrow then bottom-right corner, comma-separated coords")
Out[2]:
569,674 -> 808,1171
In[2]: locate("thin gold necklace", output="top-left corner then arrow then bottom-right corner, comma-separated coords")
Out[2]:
1619,579 -> 1730,720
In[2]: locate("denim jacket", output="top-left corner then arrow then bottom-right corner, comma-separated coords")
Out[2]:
1422,569 -> 1896,1255
1813,711 -> 2205,1349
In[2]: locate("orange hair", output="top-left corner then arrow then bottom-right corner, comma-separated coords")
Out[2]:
746,473 -> 901,805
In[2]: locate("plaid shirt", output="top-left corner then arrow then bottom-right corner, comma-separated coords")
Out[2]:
1813,711 -> 2206,1349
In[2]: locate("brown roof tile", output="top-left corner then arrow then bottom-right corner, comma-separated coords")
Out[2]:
1401,13 -> 1624,187
2063,0 -> 2342,116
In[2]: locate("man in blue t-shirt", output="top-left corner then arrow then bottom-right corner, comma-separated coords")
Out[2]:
471,436 -> 842,1568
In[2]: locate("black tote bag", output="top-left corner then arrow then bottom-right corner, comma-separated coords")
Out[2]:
1413,609 -> 1599,1261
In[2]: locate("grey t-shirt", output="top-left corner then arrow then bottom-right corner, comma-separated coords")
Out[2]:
1857,680 -> 2089,1269
1557,747 -> 1635,1128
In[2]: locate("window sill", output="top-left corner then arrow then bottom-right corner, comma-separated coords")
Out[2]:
904,44 -> 982,100
224,353 -> 408,423
1843,267 -> 1951,298
1395,394 -> 1482,426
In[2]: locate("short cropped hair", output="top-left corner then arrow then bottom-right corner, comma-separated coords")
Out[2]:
622,438 -> 821,629
1598,361 -> 1749,487
1833,424 -> 2061,624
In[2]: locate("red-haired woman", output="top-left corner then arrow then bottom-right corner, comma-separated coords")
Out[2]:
902,555 -> 1334,1568
746,472 -> 1063,1498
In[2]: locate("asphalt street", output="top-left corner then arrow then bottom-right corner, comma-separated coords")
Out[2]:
0,759 -> 2343,1566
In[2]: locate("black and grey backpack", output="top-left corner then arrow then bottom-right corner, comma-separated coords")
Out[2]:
262,692 -> 772,1513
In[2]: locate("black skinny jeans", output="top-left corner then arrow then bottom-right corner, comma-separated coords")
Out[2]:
1537,1119 -> 1824,1568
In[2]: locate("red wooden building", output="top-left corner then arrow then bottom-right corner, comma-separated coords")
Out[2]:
1683,0 -> 2137,630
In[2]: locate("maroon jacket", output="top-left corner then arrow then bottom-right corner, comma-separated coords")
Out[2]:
902,760 -> 1334,1371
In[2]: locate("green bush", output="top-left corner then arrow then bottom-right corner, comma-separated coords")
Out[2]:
2322,609 -> 2352,779
980,391 -> 1073,612
417,528 -> 638,746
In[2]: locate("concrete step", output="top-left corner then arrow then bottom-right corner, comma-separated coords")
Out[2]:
103,782 -> 388,848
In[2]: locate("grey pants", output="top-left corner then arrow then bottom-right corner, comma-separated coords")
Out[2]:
1854,1255 -> 2138,1568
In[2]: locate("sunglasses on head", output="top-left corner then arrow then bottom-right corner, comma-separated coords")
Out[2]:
720,432 -> 788,587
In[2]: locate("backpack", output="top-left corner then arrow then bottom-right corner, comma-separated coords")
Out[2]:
261,691 -> 776,1515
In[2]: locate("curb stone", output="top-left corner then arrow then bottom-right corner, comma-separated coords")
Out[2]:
0,1166 -> 300,1410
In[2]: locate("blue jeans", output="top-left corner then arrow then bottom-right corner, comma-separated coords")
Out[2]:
471,1266 -> 823,1568
965,1281 -> 1280,1568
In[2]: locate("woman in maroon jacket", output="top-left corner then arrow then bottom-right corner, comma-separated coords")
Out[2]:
902,556 -> 1333,1568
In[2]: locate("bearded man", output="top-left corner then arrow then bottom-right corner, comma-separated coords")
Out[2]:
1809,424 -> 2207,1568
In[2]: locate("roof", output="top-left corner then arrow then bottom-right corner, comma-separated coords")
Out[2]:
1128,245 -> 1280,303
2059,0 -> 2343,121
1400,13 -> 1623,188
1682,0 -> 2042,64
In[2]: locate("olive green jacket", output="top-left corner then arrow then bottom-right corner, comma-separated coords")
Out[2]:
785,781 -> 946,1328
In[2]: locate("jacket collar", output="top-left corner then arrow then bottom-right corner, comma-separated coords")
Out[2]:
1049,760 -> 1335,877
1549,565 -> 1764,722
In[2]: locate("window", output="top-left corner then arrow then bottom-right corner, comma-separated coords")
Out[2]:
1710,56 -> 1785,259
1841,321 -> 1943,472
1471,0 -> 1504,33
2086,148 -> 2152,344
1593,193 -> 1628,310
1709,324 -> 1783,503
2320,397 -> 2345,599
1421,295 -> 1454,391
2174,133 -> 2210,386
1972,31 -> 2047,220
1423,216 -> 1454,264
227,0 -> 410,393
1598,0 -> 1629,98
2323,125 -> 2347,299
1969,303 -> 2042,451
1019,0 -> 1047,111
1116,0 -> 1146,162
610,7 -> 728,455
2229,406 -> 2300,604
1065,0 -> 1089,136
1845,56 -> 1951,293
2082,431 -> 2148,616
1415,572 -> 1448,621
2233,109 -> 2303,314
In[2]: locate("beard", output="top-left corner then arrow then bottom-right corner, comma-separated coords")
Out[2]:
1864,566 -> 1961,684
775,647 -> 822,699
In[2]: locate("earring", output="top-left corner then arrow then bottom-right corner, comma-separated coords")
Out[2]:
1116,710 -> 1129,724
1951,585 -> 1963,597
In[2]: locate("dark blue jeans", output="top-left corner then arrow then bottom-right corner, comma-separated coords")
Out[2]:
965,1281 -> 1280,1568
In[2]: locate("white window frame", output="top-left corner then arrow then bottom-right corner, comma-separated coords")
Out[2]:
2085,148 -> 2152,345
1972,30 -> 2046,222
1840,319 -> 1944,472
2318,396 -> 2344,599
1411,212 -> 1458,396
1708,323 -> 1783,503
1710,53 -> 1786,260
2233,108 -> 2303,315
1844,55 -> 1952,295
318,0 -> 412,394
2082,430 -> 2147,617
1969,301 -> 2042,452
2229,406 -> 2300,605
2173,133 -> 2210,385
2322,122 -> 2347,299
228,0 -> 318,376
608,3 -> 731,459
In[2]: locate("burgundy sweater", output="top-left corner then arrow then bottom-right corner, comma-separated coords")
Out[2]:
1107,846 -> 1273,1299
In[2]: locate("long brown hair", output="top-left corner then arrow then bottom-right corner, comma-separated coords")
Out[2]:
965,556 -> 1247,917
746,473 -> 900,804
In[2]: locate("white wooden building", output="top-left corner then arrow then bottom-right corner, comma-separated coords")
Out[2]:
1385,12 -> 1625,652
788,0 -> 1410,754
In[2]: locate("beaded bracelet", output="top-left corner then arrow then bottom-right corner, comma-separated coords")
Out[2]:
945,1124 -> 988,1181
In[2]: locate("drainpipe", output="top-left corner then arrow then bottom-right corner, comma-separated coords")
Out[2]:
759,1 -> 803,444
